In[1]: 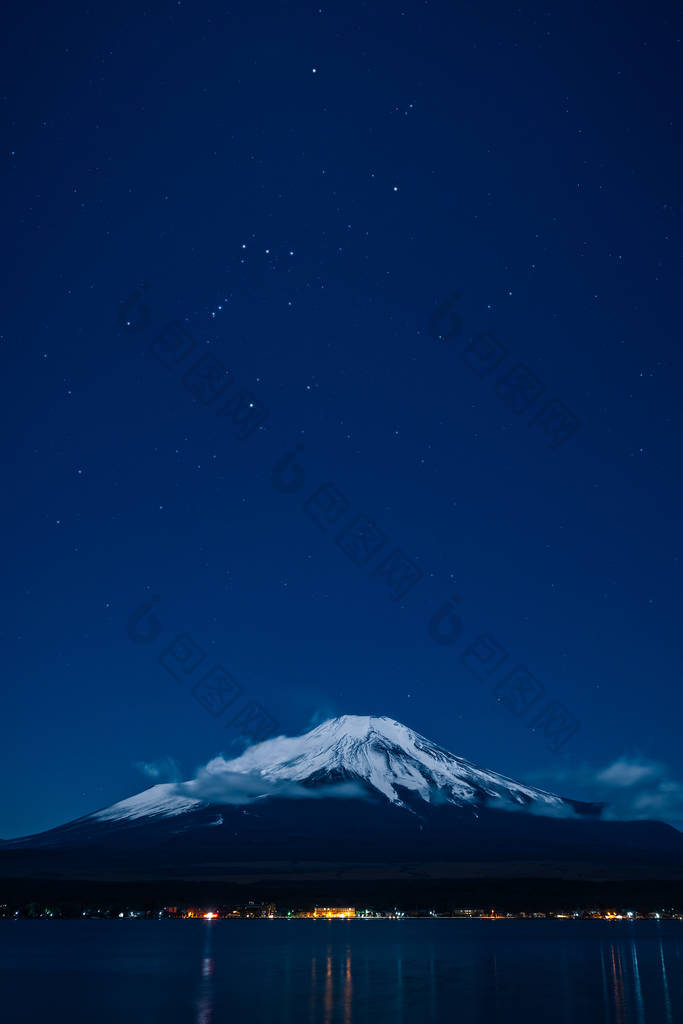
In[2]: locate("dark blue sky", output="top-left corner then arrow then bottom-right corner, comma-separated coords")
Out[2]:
2,0 -> 682,838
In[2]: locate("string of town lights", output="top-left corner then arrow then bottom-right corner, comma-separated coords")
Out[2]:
4,902 -> 682,922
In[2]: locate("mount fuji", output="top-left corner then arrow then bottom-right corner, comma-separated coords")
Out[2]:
2,716 -> 682,883
93,715 -> 597,823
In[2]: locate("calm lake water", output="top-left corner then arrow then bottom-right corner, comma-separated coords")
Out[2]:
1,919 -> 682,1023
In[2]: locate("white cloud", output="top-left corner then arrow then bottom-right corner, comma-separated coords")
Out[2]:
169,760 -> 367,806
135,757 -> 181,782
596,757 -> 662,788
532,756 -> 683,830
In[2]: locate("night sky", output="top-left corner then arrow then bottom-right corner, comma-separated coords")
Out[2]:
2,0 -> 682,839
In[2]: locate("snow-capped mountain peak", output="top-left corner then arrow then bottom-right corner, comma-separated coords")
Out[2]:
90,715 -> 580,824
201,714 -> 566,811
8,718 -> 682,883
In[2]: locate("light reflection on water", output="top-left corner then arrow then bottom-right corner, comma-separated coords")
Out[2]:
194,921 -> 214,1024
311,946 -> 353,1024
658,938 -> 673,1024
1,920 -> 682,1023
282,923 -> 683,1024
631,940 -> 645,1024
344,947 -> 353,1024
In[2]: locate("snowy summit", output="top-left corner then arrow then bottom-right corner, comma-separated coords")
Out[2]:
95,715 -> 569,822
214,715 -> 565,809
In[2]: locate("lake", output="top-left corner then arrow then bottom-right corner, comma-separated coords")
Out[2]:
1,919 -> 681,1022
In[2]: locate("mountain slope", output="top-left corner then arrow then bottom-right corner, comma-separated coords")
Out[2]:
2,715 -> 681,882
90,715 -> 598,825
213,715 -> 574,809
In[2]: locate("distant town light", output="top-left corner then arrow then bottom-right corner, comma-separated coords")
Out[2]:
313,907 -> 356,919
